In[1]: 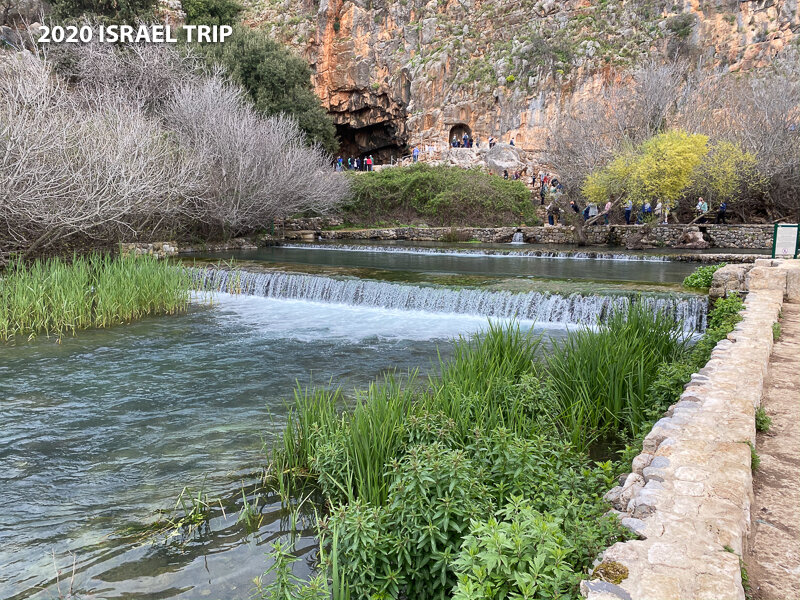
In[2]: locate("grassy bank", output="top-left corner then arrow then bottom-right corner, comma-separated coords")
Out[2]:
0,253 -> 191,342
261,296 -> 745,599
342,164 -> 540,228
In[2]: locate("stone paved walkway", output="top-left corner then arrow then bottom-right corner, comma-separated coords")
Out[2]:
746,303 -> 800,600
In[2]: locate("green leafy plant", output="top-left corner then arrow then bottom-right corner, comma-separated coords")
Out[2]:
772,321 -> 781,341
255,540 -> 328,600
683,263 -> 726,290
755,407 -> 771,433
236,487 -> 262,532
452,498 -> 581,599
748,441 -> 760,471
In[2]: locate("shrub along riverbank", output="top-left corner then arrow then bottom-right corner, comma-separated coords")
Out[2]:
341,164 -> 540,228
262,296 -> 746,599
0,254 -> 191,342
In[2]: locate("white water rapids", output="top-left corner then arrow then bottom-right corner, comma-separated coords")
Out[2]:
193,268 -> 708,332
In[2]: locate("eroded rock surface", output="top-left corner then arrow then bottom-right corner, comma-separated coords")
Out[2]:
245,0 -> 799,158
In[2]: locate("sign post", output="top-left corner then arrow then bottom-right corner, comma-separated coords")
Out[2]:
772,224 -> 800,259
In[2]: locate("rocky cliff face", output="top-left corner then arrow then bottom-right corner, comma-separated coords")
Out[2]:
245,0 -> 799,161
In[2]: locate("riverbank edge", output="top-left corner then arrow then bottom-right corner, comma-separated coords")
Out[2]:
580,259 -> 800,600
284,222 -> 773,251
125,239 -> 769,264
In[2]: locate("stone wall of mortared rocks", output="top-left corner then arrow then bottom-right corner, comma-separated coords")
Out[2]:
581,260 -> 800,600
285,223 -> 774,249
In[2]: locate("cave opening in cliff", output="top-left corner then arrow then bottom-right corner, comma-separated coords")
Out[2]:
335,121 -> 407,165
449,123 -> 472,146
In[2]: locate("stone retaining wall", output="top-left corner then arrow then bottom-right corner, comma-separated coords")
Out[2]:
119,241 -> 179,258
286,223 -> 774,249
581,260 -> 800,600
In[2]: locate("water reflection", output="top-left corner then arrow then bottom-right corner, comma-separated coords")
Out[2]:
1,294 -> 548,599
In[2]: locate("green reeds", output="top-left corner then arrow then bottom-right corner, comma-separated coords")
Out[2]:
270,374 -> 417,506
0,253 -> 191,342
545,301 -> 689,451
426,321 -> 542,440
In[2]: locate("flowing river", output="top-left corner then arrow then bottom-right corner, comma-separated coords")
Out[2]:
0,242 -> 712,598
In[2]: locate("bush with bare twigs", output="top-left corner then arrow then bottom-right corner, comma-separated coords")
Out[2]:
0,44 -> 348,258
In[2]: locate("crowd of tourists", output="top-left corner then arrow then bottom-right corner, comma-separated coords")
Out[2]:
334,137 -> 731,227
448,133 -> 517,149
335,155 -> 377,172
534,171 -> 729,227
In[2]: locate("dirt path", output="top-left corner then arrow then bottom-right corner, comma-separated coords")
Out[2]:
746,303 -> 800,600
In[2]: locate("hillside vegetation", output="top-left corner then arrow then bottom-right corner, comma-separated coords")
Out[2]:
342,165 -> 539,227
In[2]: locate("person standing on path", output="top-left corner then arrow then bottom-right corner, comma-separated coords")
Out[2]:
412,147 -> 419,163
696,197 -> 708,223
366,155 -> 373,171
717,201 -> 728,224
603,197 -> 613,225
624,199 -> 633,224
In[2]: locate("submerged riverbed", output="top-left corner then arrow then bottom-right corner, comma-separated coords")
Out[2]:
1,293 -> 560,599
196,242 -> 704,284
2,242 -> 713,598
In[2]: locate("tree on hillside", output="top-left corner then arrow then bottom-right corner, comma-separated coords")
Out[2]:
194,27 -> 338,153
547,58 -> 689,199
181,0 -> 242,27
690,141 -> 766,210
582,131 -> 709,212
676,51 -> 800,220
48,0 -> 156,23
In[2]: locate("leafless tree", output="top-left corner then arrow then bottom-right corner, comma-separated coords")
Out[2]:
0,52 -> 201,255
163,74 -> 348,235
676,51 -> 800,220
546,58 -> 689,200
1,44 -> 349,256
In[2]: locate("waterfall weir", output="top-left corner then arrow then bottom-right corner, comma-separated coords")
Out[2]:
279,243 -> 672,262
193,268 -> 708,332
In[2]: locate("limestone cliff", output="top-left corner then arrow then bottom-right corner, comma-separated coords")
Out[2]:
244,0 -> 799,161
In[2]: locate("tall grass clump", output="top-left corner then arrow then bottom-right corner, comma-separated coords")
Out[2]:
270,374 -> 418,506
0,253 -> 190,342
546,301 -> 689,451
426,321 -> 542,440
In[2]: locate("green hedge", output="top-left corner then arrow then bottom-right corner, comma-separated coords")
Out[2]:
342,164 -> 540,227
683,263 -> 726,290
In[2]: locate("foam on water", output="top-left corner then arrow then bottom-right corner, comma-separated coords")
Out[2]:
199,292 -> 540,343
193,268 -> 708,332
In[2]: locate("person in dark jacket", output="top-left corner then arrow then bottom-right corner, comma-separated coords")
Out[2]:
717,201 -> 728,224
